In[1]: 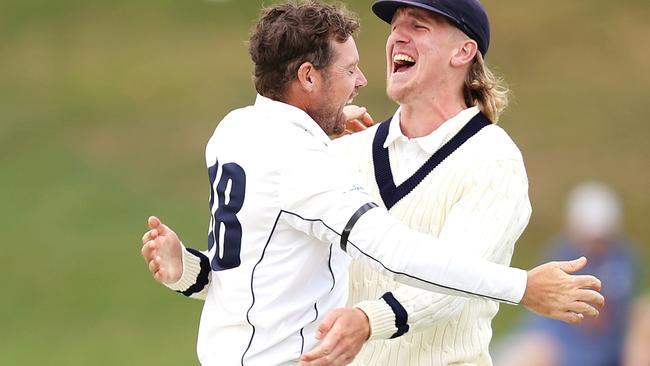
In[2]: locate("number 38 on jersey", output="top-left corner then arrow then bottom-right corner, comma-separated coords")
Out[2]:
207,161 -> 246,272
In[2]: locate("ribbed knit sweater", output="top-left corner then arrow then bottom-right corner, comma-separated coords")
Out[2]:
331,107 -> 531,366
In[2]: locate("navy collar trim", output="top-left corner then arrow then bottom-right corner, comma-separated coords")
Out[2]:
372,112 -> 491,209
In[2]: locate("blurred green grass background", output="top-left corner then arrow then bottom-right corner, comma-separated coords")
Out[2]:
1,0 -> 648,364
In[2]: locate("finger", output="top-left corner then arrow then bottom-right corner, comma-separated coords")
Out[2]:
155,223 -> 172,236
300,347 -> 332,364
316,311 -> 337,340
559,311 -> 585,325
343,105 -> 367,120
141,241 -> 157,262
301,353 -> 341,366
141,229 -> 158,244
346,119 -> 367,133
148,216 -> 161,230
358,112 -> 374,127
148,216 -> 172,236
566,301 -> 600,318
301,341 -> 333,361
299,354 -> 331,365
331,352 -> 353,366
316,329 -> 345,360
558,256 -> 587,273
573,274 -> 602,291
301,330 -> 341,362
154,267 -> 167,283
575,288 -> 605,308
148,257 -> 160,274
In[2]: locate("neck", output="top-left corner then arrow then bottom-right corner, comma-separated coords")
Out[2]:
278,86 -> 305,111
398,96 -> 467,138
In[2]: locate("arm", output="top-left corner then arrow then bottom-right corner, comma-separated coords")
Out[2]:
141,216 -> 211,300
282,147 -> 530,304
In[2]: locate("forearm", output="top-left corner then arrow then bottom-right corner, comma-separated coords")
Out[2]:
355,288 -> 469,340
164,244 -> 211,300
345,208 -> 527,305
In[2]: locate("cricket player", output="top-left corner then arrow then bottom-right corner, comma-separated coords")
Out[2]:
140,1 -> 603,365
300,1 -> 583,365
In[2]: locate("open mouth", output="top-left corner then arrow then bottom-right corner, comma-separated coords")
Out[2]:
347,89 -> 360,104
393,53 -> 416,73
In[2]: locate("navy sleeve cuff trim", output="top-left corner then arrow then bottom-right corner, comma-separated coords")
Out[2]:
179,247 -> 211,297
381,292 -> 410,338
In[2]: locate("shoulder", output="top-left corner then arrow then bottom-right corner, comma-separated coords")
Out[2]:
214,105 -> 256,132
206,106 -> 255,151
206,106 -> 256,146
455,124 -> 530,188
470,124 -> 525,163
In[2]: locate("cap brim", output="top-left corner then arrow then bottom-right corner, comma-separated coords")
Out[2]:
372,0 -> 459,27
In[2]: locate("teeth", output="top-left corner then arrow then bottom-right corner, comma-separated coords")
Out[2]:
393,53 -> 415,63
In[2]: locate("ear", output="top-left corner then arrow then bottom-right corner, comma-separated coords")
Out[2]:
296,62 -> 319,92
450,39 -> 478,68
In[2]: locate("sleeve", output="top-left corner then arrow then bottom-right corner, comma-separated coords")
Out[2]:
279,145 -> 528,306
163,243 -> 212,300
355,158 -> 532,339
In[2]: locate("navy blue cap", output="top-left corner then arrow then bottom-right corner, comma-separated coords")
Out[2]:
372,0 -> 490,57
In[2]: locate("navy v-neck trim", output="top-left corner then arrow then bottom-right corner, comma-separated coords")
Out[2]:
372,112 -> 491,209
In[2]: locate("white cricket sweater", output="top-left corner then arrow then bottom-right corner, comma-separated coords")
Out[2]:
333,107 -> 532,366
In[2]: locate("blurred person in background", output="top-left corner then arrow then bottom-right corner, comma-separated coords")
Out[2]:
496,181 -> 639,366
623,294 -> 650,366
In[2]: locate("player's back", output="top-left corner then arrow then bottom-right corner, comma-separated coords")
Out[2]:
196,96 -> 351,365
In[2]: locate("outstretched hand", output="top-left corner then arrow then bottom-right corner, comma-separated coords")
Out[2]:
141,216 -> 183,284
300,308 -> 370,366
521,256 -> 605,324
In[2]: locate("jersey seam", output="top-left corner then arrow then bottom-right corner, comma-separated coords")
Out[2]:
241,211 -> 283,365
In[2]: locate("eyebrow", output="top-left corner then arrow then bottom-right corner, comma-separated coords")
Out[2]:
394,7 -> 436,24
343,58 -> 359,69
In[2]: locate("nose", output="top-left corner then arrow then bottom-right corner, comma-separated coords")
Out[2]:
356,66 -> 368,88
387,22 -> 410,46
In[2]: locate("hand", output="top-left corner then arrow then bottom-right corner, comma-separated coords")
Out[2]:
335,105 -> 374,138
141,216 -> 183,284
300,308 -> 370,366
521,256 -> 605,324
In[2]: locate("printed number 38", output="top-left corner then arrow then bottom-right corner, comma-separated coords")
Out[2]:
207,161 -> 246,271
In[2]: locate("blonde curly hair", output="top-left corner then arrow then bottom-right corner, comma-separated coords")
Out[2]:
463,52 -> 509,123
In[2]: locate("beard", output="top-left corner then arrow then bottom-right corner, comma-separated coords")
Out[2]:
309,84 -> 347,136
311,103 -> 345,136
308,72 -> 354,136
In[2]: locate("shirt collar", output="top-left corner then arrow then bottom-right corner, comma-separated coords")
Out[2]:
383,106 -> 481,154
254,94 -> 331,146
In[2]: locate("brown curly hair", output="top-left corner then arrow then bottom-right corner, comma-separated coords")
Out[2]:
248,0 -> 360,100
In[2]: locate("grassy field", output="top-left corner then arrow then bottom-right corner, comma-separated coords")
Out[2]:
1,0 -> 648,364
